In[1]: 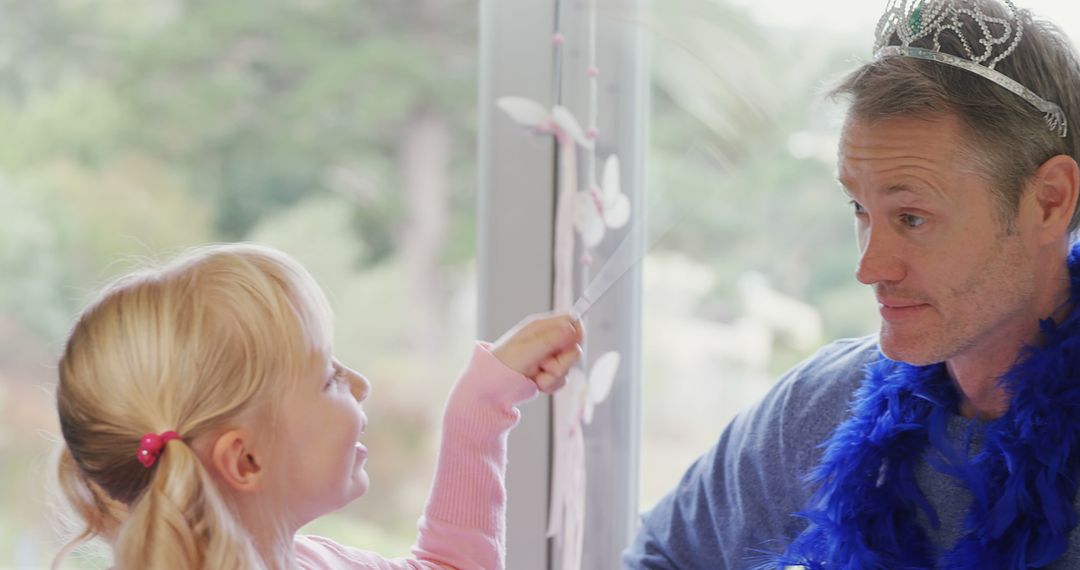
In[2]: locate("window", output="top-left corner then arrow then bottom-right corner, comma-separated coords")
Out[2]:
480,0 -> 648,567
10,1 -> 1080,569
487,1 -> 1080,568
1,1 -> 478,565
637,0 -> 1080,546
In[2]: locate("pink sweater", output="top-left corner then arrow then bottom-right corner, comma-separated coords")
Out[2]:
294,343 -> 538,570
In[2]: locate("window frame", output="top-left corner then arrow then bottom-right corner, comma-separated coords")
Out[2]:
478,1 -> 557,567
478,0 -> 651,567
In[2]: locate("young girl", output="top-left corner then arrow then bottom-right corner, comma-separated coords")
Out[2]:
53,243 -> 583,569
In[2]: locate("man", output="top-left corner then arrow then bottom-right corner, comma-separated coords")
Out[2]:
623,1 -> 1080,568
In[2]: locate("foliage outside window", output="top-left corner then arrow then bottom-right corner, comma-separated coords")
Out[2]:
0,1 -> 477,566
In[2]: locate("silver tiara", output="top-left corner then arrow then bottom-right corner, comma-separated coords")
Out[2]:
873,0 -> 1067,137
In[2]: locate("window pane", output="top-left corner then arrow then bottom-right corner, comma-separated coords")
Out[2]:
639,0 -> 874,510
639,0 -> 1080,516
0,1 -> 477,565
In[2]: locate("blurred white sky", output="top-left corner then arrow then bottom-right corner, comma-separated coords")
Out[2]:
729,0 -> 1080,45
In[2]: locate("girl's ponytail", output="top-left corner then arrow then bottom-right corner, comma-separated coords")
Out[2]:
113,441 -> 263,569
52,445 -> 125,569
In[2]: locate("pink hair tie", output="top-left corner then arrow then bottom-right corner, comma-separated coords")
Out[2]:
137,430 -> 181,468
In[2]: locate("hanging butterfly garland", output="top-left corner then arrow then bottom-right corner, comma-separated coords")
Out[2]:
494,1 -> 630,567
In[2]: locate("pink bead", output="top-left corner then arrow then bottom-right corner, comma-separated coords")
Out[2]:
581,254 -> 594,266
137,430 -> 181,468
587,127 -> 599,140
588,66 -> 600,78
138,449 -> 155,468
141,433 -> 163,453
552,32 -> 566,45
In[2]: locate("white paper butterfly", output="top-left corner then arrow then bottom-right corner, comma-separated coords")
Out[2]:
567,350 -> 620,428
495,97 -> 593,148
573,155 -> 630,248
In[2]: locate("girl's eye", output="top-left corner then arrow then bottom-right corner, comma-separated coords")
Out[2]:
900,213 -> 926,228
850,200 -> 866,215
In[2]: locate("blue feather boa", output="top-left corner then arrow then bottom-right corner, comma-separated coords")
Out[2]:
775,243 -> 1080,569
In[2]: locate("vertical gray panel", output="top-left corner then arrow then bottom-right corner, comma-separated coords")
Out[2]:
548,0 -> 651,567
480,0 -> 649,567
578,8 -> 650,561
478,1 -> 557,568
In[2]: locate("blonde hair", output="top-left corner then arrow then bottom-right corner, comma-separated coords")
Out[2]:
53,243 -> 333,569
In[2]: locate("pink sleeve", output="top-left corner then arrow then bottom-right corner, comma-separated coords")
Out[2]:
411,342 -> 538,570
295,342 -> 537,570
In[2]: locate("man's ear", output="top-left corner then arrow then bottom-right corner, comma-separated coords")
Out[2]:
209,429 -> 264,493
1025,154 -> 1080,244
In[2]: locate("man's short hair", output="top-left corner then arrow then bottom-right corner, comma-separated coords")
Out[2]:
832,0 -> 1080,232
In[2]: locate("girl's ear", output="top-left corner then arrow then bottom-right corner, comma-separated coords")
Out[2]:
209,429 -> 264,493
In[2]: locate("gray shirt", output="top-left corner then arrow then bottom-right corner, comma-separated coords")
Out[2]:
622,336 -> 1080,569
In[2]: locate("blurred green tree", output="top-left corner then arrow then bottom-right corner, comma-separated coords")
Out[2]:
0,0 -> 481,564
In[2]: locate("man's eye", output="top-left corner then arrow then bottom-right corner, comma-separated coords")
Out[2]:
850,200 -> 866,215
900,213 -> 926,228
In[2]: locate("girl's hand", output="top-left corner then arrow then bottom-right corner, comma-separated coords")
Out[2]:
491,313 -> 584,394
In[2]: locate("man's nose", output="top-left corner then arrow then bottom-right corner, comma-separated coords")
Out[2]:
855,225 -> 906,285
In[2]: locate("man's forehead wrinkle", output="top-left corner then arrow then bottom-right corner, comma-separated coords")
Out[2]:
838,163 -> 951,203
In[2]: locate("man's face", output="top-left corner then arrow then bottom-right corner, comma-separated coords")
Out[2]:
839,113 -> 1039,365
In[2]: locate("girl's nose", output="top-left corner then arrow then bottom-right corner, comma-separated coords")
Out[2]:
344,367 -> 371,402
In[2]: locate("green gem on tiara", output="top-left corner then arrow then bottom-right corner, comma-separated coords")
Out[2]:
873,0 -> 1067,138
909,1 -> 924,35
